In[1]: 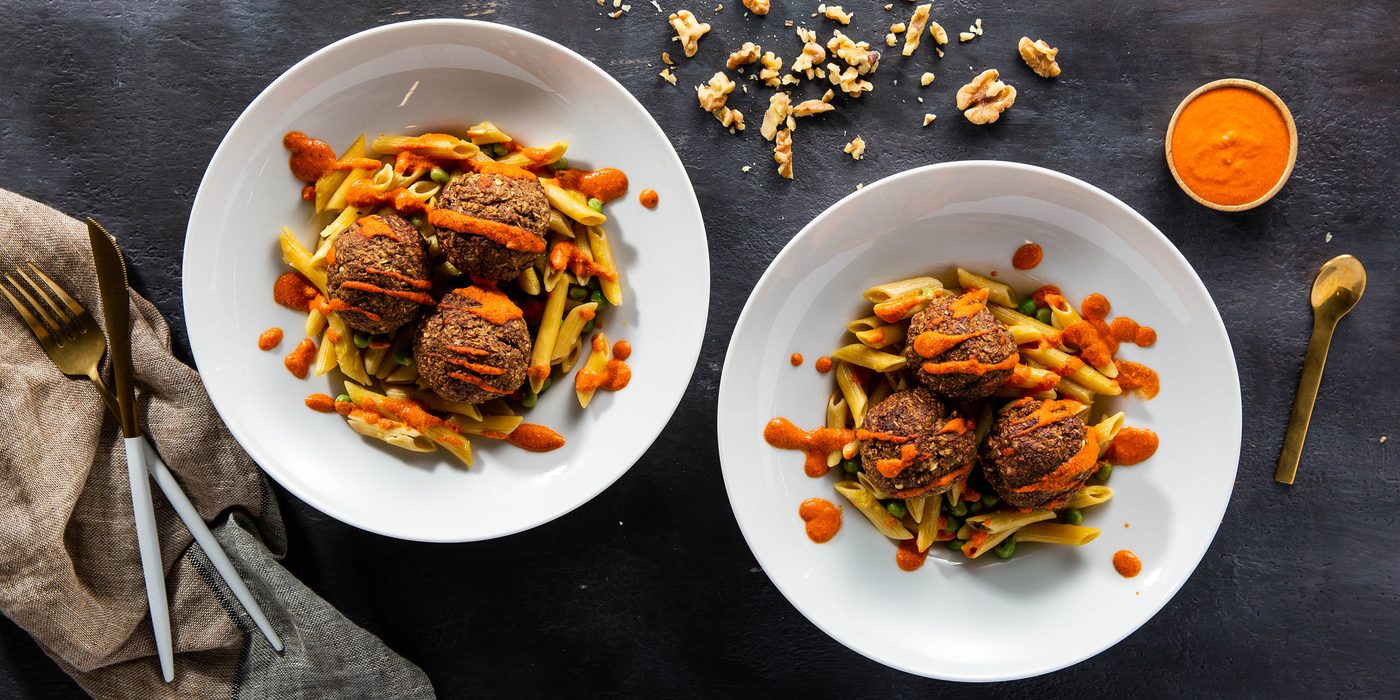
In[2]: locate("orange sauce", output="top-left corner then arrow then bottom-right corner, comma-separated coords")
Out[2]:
949,287 -> 989,318
1171,86 -> 1291,206
790,353 -> 804,367
798,498 -> 842,543
612,340 -> 632,360
639,188 -> 659,208
1080,293 -> 1110,321
896,539 -> 929,571
1114,360 -> 1160,400
1030,285 -> 1061,307
258,328 -> 284,351
1006,397 -> 1082,439
304,393 -> 336,412
283,338 -> 316,379
507,423 -> 566,452
339,280 -> 436,306
282,132 -> 383,183
1103,427 -> 1159,465
429,208 -> 545,253
763,417 -> 856,478
1060,320 -> 1113,368
453,284 -> 523,325
472,160 -> 537,181
548,240 -> 617,281
301,185 -> 315,201
814,356 -> 834,373
555,167 -> 629,203
920,354 -> 1019,376
874,292 -> 928,323
1012,243 -> 1043,270
1012,431 -> 1099,493
575,358 -> 632,393
345,180 -> 429,215
1113,550 -> 1142,578
875,444 -> 926,478
273,272 -> 319,311
912,330 -> 986,358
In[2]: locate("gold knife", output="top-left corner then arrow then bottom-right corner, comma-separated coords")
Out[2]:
88,220 -> 174,683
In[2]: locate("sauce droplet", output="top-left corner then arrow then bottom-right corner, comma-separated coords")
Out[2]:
305,393 -> 336,412
1113,549 -> 1142,578
507,423 -> 566,452
790,352 -> 804,367
258,328 -> 284,351
896,539 -> 929,571
1012,243 -> 1043,270
814,356 -> 834,373
638,188 -> 659,208
798,498 -> 842,543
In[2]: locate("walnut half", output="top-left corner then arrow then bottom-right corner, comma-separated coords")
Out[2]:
1018,37 -> 1061,78
956,69 -> 1016,124
774,128 -> 793,179
669,10 -> 711,58
727,42 -> 762,69
742,0 -> 769,15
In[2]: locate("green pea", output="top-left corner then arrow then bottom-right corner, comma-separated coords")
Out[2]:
948,539 -> 966,551
395,348 -> 414,366
993,539 -> 1016,559
335,394 -> 351,404
587,198 -> 604,212
548,158 -> 569,172
567,286 -> 589,301
1018,298 -> 1038,316
1064,508 -> 1084,526
970,501 -> 986,514
944,515 -> 963,533
951,502 -> 969,517
842,458 -> 861,474
1095,462 -> 1113,481
886,501 -> 907,518
520,388 -> 538,408
982,494 -> 1000,508
353,331 -> 370,349
581,319 -> 596,334
540,376 -> 552,392
590,289 -> 607,307
408,214 -> 425,228
587,276 -> 602,290
492,143 -> 509,156
1035,306 -> 1053,325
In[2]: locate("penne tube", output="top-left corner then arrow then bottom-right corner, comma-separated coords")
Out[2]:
569,223 -> 595,287
1012,522 -> 1101,546
1019,345 -> 1121,395
576,332 -> 610,408
541,178 -> 606,225
312,329 -> 337,377
987,304 -> 1061,340
495,140 -> 568,167
964,528 -> 1018,558
314,134 -> 366,213
305,306 -> 327,337
855,321 -> 908,350
447,413 -> 524,436
371,132 -> 480,160
385,386 -> 483,421
383,362 -> 419,384
405,180 -> 440,202
846,315 -> 885,333
530,281 -> 569,392
1067,485 -> 1114,509
363,345 -> 389,377
376,324 -> 417,380
863,276 -> 942,303
831,344 -> 907,373
325,312 -> 370,385
542,264 -> 568,293
346,413 -> 437,452
466,121 -> 512,144
1005,364 -> 1062,390
345,382 -> 464,458
1093,412 -> 1125,454
1007,324 -> 1046,345
551,301 -> 598,364
835,481 -> 912,539
906,496 -> 927,524
561,337 -> 585,373
424,425 -> 472,466
916,498 -> 942,551
826,391 -> 848,468
956,267 -> 1019,307
587,225 -> 622,306
857,472 -> 892,500
965,509 -> 1056,534
316,205 -> 365,242
517,266 -> 542,296
872,286 -> 938,322
1045,294 -> 1118,378
867,375 -> 893,411
325,161 -> 379,212
547,209 -> 574,237
1055,377 -> 1096,405
280,227 -> 327,295
835,360 -> 869,428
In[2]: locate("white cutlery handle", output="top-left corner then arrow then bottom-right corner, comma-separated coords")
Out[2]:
125,437 -> 173,683
142,439 -> 284,653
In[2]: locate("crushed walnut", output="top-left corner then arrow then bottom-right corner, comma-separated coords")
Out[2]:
793,98 -> 835,117
827,63 -> 874,97
843,136 -> 866,160
759,51 -> 783,87
886,33 -> 896,47
797,26 -> 817,43
669,10 -> 711,58
662,52 -> 674,65
727,42 -> 762,69
828,30 -> 880,74
697,72 -> 746,131
959,31 -> 974,42
956,69 -> 1016,124
971,19 -> 983,36
774,128 -> 793,178
742,0 -> 770,13
920,72 -> 934,85
791,41 -> 827,78
1018,37 -> 1061,78
822,89 -> 835,101
903,4 -> 931,56
760,92 -> 793,140
929,20 -> 948,45
818,4 -> 853,24
923,113 -> 936,126
659,68 -> 678,85
891,22 -> 906,33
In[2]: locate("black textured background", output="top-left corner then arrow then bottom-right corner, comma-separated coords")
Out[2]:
1,1 -> 1397,698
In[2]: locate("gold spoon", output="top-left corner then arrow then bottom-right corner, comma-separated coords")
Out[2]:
1275,254 -> 1366,484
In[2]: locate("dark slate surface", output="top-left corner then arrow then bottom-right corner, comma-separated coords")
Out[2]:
1,1 -> 1396,697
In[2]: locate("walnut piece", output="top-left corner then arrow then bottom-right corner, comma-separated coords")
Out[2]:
669,10 -> 711,57
760,92 -> 792,141
903,4 -> 931,56
793,99 -> 835,117
828,30 -> 881,74
819,4 -> 853,24
774,128 -> 793,179
891,22 -> 906,33
759,51 -> 783,87
956,69 -> 1016,124
920,72 -> 935,86
885,33 -> 897,47
727,42 -> 762,69
827,63 -> 873,97
796,26 -> 817,43
659,68 -> 677,85
929,21 -> 948,45
821,88 -> 835,102
922,113 -> 936,126
1018,37 -> 1061,78
715,106 -> 745,131
843,136 -> 866,160
696,71 -> 734,112
662,52 -> 675,65
792,42 -> 827,77
742,0 -> 769,13
959,31 -> 974,42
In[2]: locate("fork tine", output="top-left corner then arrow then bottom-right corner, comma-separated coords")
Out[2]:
4,274 -> 70,340
26,262 -> 86,318
1,279 -> 56,347
15,268 -> 78,333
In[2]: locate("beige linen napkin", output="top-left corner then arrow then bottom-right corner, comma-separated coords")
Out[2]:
0,188 -> 436,699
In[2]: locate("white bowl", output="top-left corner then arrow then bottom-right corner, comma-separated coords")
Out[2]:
717,161 -> 1240,681
183,20 -> 709,542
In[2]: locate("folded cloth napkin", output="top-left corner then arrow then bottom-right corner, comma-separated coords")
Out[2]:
0,189 -> 436,699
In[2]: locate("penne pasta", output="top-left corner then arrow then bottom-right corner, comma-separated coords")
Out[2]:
1007,324 -> 1046,345
867,375 -> 893,411
346,413 -> 437,452
1012,522 -> 1101,546
835,480 -> 912,539
495,140 -> 568,167
831,344 -> 907,373
550,301 -> 598,364
517,266 -> 542,296
835,360 -> 870,428
587,225 -> 622,306
1019,345 -> 1121,395
964,528 -> 1019,558
569,223 -> 595,287
530,281 -> 569,392
855,321 -> 908,350
383,362 -> 418,384
314,134 -> 365,213
1045,294 -> 1118,378
385,386 -> 483,421
1055,378 -> 1096,405
423,425 -> 472,466
447,413 -> 524,436
1005,364 -> 1062,390
906,496 -> 927,524
466,121 -> 512,144
956,267 -> 1019,307
376,324 -> 417,380
325,312 -> 370,385
1092,412 -> 1124,454
312,329 -> 337,377
541,178 -> 606,225
965,509 -> 1055,534
846,315 -> 886,333
826,391 -> 848,468
371,132 -> 480,160
863,276 -> 942,303
547,209 -> 574,237
916,498 -> 942,552
305,306 -> 327,337
872,286 -> 938,322
1067,485 -> 1113,509
987,304 -> 1061,342
576,332 -> 610,408
279,227 -> 327,295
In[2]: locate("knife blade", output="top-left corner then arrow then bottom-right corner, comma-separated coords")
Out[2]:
88,219 -> 174,683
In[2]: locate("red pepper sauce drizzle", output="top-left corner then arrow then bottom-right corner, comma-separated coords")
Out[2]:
549,240 -> 618,281
555,167 -> 629,203
507,424 -> 566,452
1103,426 -> 1159,465
282,131 -> 381,183
896,539 -> 929,571
764,418 -> 856,478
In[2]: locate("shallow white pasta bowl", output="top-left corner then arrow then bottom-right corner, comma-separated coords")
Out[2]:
183,20 -> 708,541
716,161 -> 1240,681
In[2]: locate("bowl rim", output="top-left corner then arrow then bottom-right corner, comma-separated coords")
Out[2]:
1164,78 -> 1298,212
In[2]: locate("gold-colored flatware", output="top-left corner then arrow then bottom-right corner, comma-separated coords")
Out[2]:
1275,254 -> 1366,484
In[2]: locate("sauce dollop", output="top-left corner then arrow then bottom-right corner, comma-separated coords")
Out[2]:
612,340 -> 632,360
1114,360 -> 1160,400
283,132 -> 337,184
1170,86 -> 1291,206
273,272 -> 320,312
1103,427 -> 1159,465
284,338 -> 317,379
638,188 -> 659,208
790,353 -> 804,367
896,539 -> 929,571
507,423 -> 566,452
763,417 -> 855,478
304,393 -> 336,412
1113,549 -> 1142,578
258,328 -> 284,351
814,356 -> 834,373
555,167 -> 629,203
1012,243 -> 1043,270
798,498 -> 842,543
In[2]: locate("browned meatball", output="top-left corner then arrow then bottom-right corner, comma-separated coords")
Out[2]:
413,287 -> 531,404
859,388 -> 977,498
903,290 -> 1018,399
979,398 -> 1096,510
327,214 -> 430,335
435,170 -> 549,280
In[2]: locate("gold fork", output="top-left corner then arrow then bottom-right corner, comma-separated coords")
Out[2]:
1,262 -> 120,417
2,260 -> 285,655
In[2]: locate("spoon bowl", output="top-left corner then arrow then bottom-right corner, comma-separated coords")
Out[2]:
1311,254 -> 1366,317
